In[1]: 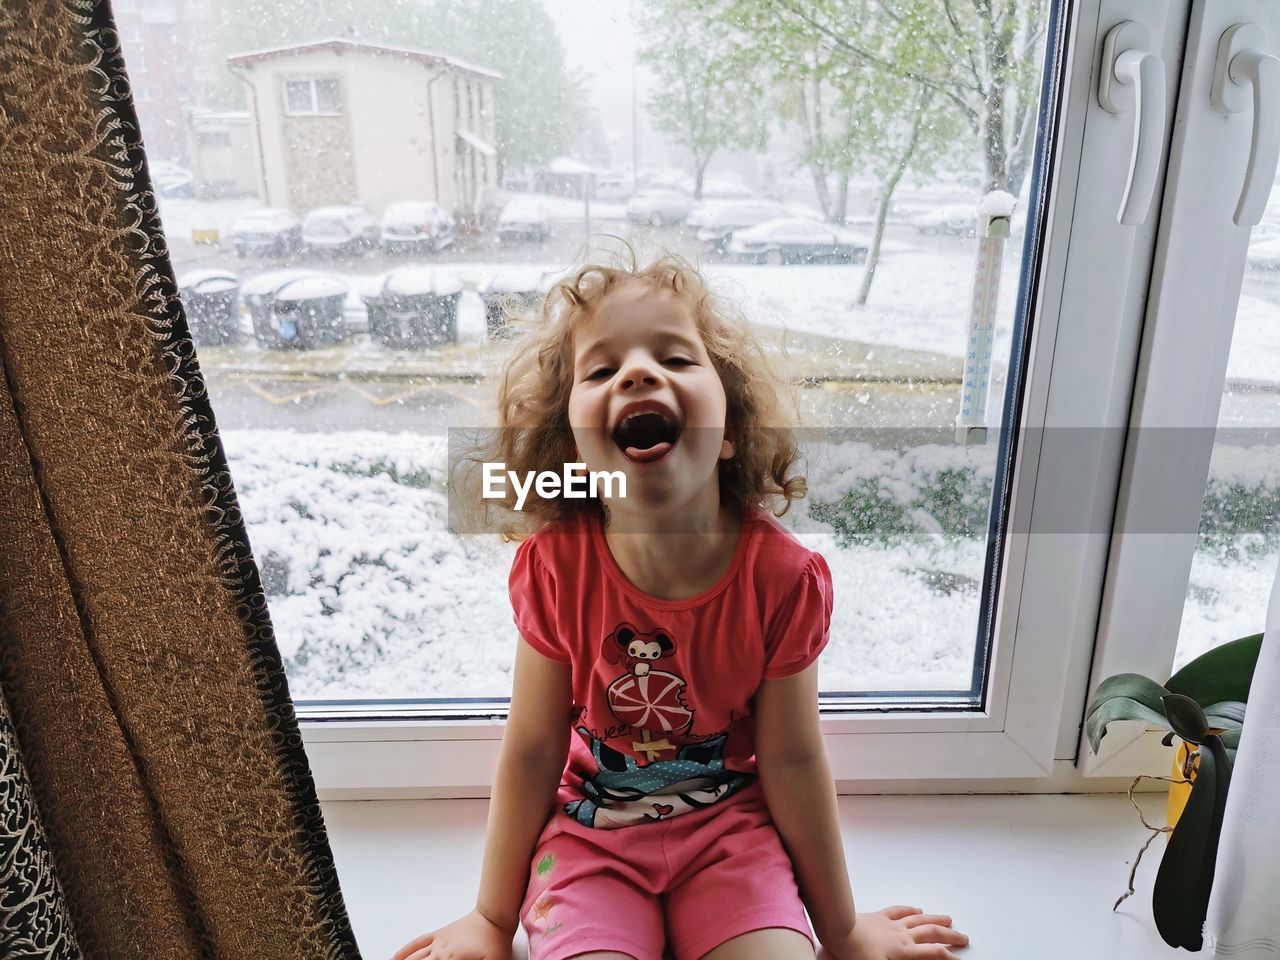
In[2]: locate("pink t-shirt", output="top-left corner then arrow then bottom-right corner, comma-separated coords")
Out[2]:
509,507 -> 833,830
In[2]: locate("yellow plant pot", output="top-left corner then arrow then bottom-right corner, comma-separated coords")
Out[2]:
1166,740 -> 1200,842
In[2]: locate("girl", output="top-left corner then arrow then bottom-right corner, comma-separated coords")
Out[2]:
393,252 -> 969,960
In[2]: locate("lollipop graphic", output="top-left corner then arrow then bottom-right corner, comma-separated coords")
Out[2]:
601,623 -> 696,763
608,669 -> 693,732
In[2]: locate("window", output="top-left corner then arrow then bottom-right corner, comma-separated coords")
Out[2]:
1079,0 -> 1280,780
196,130 -> 232,147
283,78 -> 342,116
118,0 -> 1277,795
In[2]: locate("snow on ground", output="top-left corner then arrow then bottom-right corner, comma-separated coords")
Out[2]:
221,428 -> 1276,700
1232,284 -> 1280,383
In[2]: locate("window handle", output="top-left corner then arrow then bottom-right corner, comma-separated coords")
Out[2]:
1099,21 -> 1167,226
1211,23 -> 1280,227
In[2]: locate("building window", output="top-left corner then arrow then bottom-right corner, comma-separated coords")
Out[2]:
283,78 -> 342,116
196,130 -> 232,147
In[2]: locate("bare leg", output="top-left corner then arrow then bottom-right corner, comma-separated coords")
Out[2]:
697,927 -> 815,960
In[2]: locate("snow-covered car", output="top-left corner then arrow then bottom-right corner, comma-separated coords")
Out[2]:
229,208 -> 303,258
685,200 -> 731,230
302,205 -> 380,256
150,160 -> 195,197
699,178 -> 755,200
498,197 -> 551,243
593,173 -> 635,202
381,201 -> 455,254
695,200 -> 792,251
910,204 -> 976,236
726,218 -> 870,265
626,190 -> 695,226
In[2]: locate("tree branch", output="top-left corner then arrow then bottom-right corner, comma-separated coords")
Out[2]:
941,0 -> 985,93
773,0 -> 981,125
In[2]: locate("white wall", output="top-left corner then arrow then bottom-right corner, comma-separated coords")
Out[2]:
237,47 -> 498,217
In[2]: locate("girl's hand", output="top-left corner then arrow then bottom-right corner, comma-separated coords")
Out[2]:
818,906 -> 970,960
391,909 -> 515,960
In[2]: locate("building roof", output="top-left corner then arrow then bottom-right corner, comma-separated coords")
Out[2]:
226,37 -> 503,81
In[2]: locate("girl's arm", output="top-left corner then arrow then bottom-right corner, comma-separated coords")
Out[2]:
474,635 -> 573,933
395,637 -> 571,959
754,661 -> 856,944
756,663 -> 969,960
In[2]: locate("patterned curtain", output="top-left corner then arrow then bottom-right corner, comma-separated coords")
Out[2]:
0,2 -> 361,957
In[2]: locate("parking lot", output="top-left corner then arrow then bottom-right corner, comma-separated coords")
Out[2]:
160,196 -> 1279,442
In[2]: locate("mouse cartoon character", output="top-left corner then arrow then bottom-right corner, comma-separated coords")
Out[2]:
604,621 -> 674,677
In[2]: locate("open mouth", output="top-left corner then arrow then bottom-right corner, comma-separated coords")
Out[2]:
612,404 -> 682,462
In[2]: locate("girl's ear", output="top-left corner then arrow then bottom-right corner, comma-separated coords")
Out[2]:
719,420 -> 735,460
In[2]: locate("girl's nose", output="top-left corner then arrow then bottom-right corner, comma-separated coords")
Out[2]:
616,356 -> 663,391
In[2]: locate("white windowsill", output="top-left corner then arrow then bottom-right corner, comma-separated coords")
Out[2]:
323,791 -> 1181,959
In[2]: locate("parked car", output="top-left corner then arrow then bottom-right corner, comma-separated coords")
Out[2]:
302,205 -> 380,255
909,203 -> 977,236
695,200 -> 792,251
150,160 -> 194,197
626,190 -> 695,226
381,201 -> 455,254
686,200 -> 730,230
727,218 -> 870,265
699,178 -> 755,200
229,208 -> 303,257
594,173 -> 635,202
498,197 -> 551,243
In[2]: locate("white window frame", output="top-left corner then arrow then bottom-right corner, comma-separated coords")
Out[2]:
1080,0 -> 1280,779
288,0 -> 1271,799
282,77 -> 343,117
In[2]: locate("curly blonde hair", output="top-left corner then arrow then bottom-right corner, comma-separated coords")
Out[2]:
457,248 -> 806,539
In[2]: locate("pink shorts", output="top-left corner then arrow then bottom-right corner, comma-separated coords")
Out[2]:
519,779 -> 814,960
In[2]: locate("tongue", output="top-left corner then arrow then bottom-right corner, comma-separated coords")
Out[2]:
625,442 -> 673,462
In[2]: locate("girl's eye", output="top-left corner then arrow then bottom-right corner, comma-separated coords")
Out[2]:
586,367 -> 615,381
663,357 -> 695,367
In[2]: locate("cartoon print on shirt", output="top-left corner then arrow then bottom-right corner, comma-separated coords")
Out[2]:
601,622 -> 695,762
564,726 -> 751,828
606,621 -> 675,677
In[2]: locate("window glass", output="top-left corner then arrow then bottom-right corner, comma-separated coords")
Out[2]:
1174,179 -> 1280,672
118,1 -> 1053,705
315,78 -> 342,113
284,79 -> 313,113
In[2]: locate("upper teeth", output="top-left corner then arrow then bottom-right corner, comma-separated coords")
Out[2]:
623,410 -> 660,426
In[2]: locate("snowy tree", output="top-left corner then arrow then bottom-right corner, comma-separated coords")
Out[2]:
414,0 -> 590,168
635,0 -> 768,199
698,0 -> 1048,198
690,0 -> 962,302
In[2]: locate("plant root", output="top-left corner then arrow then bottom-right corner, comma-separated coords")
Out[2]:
1112,771 -> 1195,911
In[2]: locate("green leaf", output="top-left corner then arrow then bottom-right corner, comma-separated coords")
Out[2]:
1166,633 -> 1262,706
1084,673 -> 1171,753
1162,694 -> 1210,744
1084,698 -> 1172,756
1204,700 -> 1246,724
1153,737 -> 1234,950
